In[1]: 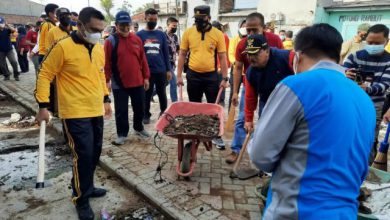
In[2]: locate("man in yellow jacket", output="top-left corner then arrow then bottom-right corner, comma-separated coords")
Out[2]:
46,7 -> 73,49
35,7 -> 111,220
38,3 -> 58,63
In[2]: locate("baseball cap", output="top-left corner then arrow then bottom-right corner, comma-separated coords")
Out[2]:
115,11 -> 131,23
0,17 -> 5,24
243,34 -> 269,54
358,23 -> 370,32
56,7 -> 71,18
194,5 -> 210,17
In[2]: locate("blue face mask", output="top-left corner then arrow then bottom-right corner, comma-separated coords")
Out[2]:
365,44 -> 385,55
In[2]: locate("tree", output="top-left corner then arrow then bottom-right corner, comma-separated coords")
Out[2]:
100,0 -> 114,22
118,0 -> 132,15
134,3 -> 154,14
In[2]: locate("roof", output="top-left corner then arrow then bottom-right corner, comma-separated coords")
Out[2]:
219,9 -> 257,17
0,0 -> 44,17
324,0 -> 390,11
131,12 -> 145,22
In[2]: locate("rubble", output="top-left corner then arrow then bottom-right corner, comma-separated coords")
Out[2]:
1,113 -> 36,128
163,114 -> 219,137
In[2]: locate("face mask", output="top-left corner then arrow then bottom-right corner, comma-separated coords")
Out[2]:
280,35 -> 286,41
238,27 -> 247,38
82,23 -> 101,44
170,27 -> 177,34
293,52 -> 300,74
365,44 -> 385,55
70,21 -> 77,26
59,16 -> 71,27
147,21 -> 157,30
195,18 -> 207,31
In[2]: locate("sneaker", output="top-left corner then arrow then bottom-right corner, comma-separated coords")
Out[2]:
4,76 -> 10,81
112,136 -> 126,145
143,117 -> 150,124
225,152 -> 238,164
212,138 -> 225,150
76,200 -> 94,220
14,76 -> 20,81
135,129 -> 150,139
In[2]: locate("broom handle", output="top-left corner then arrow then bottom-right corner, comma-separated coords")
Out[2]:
215,87 -> 224,104
232,132 -> 252,173
179,85 -> 183,101
36,120 -> 46,188
384,124 -> 390,144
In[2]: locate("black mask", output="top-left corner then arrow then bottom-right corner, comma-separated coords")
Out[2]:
59,16 -> 71,27
147,21 -> 157,30
170,28 -> 177,34
195,18 -> 208,31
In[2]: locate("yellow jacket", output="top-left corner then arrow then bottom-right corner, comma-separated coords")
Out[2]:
38,21 -> 56,55
35,32 -> 109,119
46,26 -> 70,51
228,35 -> 241,64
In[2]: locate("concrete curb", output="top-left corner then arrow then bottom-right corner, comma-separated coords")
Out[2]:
0,85 -> 202,220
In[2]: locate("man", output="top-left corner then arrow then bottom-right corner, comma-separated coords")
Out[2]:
243,34 -> 294,132
265,21 -> 275,33
132,22 -> 139,32
26,22 -> 39,74
248,23 -> 375,219
283,30 -> 294,50
38,3 -> 58,63
105,11 -> 151,145
340,23 -> 370,63
279,29 -> 286,41
71,11 -> 79,30
46,8 -> 73,50
227,19 -> 246,110
165,17 -> 179,102
226,12 -> 283,163
176,5 -> 229,149
344,24 -> 390,164
0,17 -> 19,81
137,8 -> 171,124
35,7 -> 111,220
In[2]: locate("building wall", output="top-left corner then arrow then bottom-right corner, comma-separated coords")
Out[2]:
257,0 -> 317,35
0,13 -> 39,25
0,0 -> 44,17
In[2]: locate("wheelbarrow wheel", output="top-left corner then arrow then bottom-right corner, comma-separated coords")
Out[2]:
181,142 -> 192,173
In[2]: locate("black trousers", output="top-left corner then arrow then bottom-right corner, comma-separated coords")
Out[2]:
63,116 -> 103,205
145,73 -> 167,118
186,69 -> 219,103
17,51 -> 29,72
38,54 -> 56,113
113,86 -> 145,136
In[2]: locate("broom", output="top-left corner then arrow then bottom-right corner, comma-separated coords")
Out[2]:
372,124 -> 390,171
225,104 -> 236,133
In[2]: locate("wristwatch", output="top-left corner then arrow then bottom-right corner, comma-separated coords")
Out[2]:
222,77 -> 229,81
104,96 -> 111,103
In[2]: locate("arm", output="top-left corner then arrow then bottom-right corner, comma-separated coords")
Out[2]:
140,40 -> 150,80
228,37 -> 237,64
247,83 -> 303,172
177,50 -> 187,80
25,32 -> 35,47
45,30 -> 54,52
367,67 -> 390,96
103,38 -> 113,83
233,61 -> 244,94
340,41 -> 351,64
218,52 -> 228,78
244,77 -> 258,123
162,33 -> 172,72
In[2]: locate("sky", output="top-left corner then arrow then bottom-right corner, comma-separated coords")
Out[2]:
30,0 -> 153,15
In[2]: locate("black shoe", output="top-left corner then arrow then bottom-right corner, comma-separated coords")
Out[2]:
14,76 -> 20,81
76,201 -> 94,220
4,76 -> 10,81
143,117 -> 150,124
90,187 -> 107,198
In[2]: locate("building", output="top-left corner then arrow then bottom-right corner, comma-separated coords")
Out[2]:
315,0 -> 390,40
0,0 -> 44,25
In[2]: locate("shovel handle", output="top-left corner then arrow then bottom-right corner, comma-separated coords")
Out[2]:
215,87 -> 224,105
232,132 -> 252,173
384,124 -> 390,144
36,120 -> 46,188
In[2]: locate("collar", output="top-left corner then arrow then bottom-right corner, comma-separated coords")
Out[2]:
45,19 -> 56,26
59,24 -> 71,34
309,60 -> 346,75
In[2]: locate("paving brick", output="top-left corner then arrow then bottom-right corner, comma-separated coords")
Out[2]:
211,177 -> 222,189
190,204 -> 211,217
197,210 -> 221,220
249,211 -> 261,220
222,184 -> 244,191
222,196 -> 235,210
235,204 -> 260,212
201,172 -> 222,179
199,182 -> 210,194
233,191 -> 247,204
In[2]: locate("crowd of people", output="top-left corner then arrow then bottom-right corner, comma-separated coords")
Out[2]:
0,2 -> 388,219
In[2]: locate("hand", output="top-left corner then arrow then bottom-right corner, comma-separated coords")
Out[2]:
345,69 -> 356,80
167,71 -> 172,81
104,103 -> 112,119
106,82 -> 111,92
20,51 -> 23,55
244,122 -> 254,133
36,108 -> 50,124
220,79 -> 229,88
360,82 -> 368,91
29,52 -> 33,58
144,79 -> 150,91
232,93 -> 239,107
383,108 -> 390,123
177,76 -> 184,86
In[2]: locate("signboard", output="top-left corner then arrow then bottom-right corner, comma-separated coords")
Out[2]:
234,0 -> 259,9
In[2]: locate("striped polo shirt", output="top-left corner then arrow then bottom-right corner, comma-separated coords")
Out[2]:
344,49 -> 390,104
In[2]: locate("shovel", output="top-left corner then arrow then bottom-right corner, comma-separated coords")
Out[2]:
36,120 -> 46,188
230,132 -> 263,180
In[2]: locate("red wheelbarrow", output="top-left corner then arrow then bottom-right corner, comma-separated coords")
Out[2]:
155,86 -> 224,177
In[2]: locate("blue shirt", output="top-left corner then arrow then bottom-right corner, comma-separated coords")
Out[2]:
248,61 -> 376,219
344,49 -> 390,104
0,28 -> 12,52
137,29 -> 171,74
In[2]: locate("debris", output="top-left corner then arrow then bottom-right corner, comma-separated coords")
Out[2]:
163,114 -> 219,137
12,183 -> 23,191
2,113 -> 21,125
361,182 -> 390,217
132,207 -> 149,219
101,208 -> 114,220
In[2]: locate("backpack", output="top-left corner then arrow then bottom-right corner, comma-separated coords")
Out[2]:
107,33 -> 124,88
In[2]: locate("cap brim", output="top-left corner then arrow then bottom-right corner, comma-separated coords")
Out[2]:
193,14 -> 209,18
242,48 -> 261,54
116,20 -> 131,23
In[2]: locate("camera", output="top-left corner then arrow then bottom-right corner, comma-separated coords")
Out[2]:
348,68 -> 375,85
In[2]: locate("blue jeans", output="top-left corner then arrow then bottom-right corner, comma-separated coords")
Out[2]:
231,87 -> 246,154
170,71 -> 178,102
230,87 -> 266,154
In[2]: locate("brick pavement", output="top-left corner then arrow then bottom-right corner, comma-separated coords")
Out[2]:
0,68 -> 267,219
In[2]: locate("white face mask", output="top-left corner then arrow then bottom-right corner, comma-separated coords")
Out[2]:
82,23 -> 101,45
293,52 -> 300,74
238,27 -> 247,37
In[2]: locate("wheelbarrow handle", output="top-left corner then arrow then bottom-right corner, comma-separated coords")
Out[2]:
179,85 -> 183,102
215,87 -> 224,105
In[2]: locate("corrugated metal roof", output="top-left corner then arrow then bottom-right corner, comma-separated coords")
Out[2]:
324,0 -> 390,11
219,9 -> 257,17
0,0 -> 44,17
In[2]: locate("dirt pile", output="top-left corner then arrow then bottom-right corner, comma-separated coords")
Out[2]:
163,114 -> 219,137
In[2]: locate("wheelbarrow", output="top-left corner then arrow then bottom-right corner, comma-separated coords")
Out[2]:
155,86 -> 224,177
